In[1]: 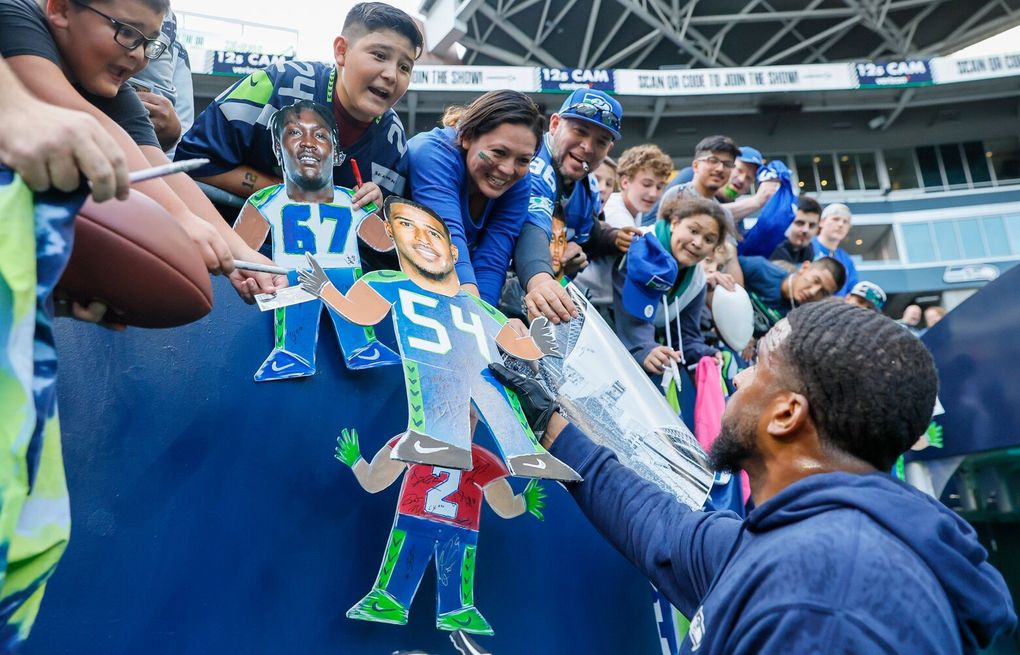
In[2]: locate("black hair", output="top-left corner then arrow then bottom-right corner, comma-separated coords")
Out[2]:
383,196 -> 451,239
780,301 -> 938,470
442,90 -> 544,153
93,0 -> 170,13
810,256 -> 847,292
342,2 -> 424,59
658,196 -> 735,245
268,100 -> 338,147
693,135 -> 740,160
797,195 -> 822,215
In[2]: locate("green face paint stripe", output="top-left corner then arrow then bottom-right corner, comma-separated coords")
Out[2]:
460,544 -> 477,606
404,362 -> 425,430
375,528 -> 407,589
225,69 -> 274,105
273,307 -> 286,349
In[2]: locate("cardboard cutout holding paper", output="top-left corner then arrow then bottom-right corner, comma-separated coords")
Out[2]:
233,100 -> 399,381
300,197 -> 579,482
335,428 -> 545,635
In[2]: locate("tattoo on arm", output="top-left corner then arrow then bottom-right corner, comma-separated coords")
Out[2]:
242,171 -> 258,191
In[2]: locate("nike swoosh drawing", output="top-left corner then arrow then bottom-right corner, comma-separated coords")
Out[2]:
371,601 -> 393,614
271,361 -> 295,372
414,441 -> 449,454
358,349 -> 380,361
521,459 -> 547,470
453,616 -> 474,627
249,77 -> 259,87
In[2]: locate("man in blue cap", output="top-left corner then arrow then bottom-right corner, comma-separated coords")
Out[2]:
648,142 -> 778,225
513,89 -> 623,325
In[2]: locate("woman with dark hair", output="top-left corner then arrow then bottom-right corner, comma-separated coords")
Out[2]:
407,90 -> 543,304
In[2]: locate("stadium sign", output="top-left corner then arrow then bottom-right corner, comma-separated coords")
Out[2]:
854,59 -> 933,88
210,50 -> 294,76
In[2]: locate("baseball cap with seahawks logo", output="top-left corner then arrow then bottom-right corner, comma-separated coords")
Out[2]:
557,89 -> 623,140
622,233 -> 678,321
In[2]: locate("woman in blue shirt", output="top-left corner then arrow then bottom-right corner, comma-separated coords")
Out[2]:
407,90 -> 542,304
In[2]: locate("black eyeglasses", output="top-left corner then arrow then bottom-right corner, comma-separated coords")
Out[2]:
70,0 -> 168,60
695,155 -> 736,170
563,103 -> 621,134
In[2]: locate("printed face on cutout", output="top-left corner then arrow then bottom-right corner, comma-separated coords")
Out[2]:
547,114 -> 614,182
669,214 -> 721,268
50,0 -> 163,97
387,201 -> 458,284
277,108 -> 335,194
461,123 -> 537,200
333,29 -> 415,121
549,216 -> 568,278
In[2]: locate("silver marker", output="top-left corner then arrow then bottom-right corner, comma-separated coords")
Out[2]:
127,158 -> 210,184
233,259 -> 288,275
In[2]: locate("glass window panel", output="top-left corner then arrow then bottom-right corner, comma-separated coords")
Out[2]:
859,152 -> 880,189
815,154 -> 836,191
963,141 -> 992,185
957,219 -> 986,258
837,153 -> 861,190
902,223 -> 936,263
916,146 -> 944,189
940,144 -> 968,187
981,216 -> 1010,257
1004,215 -> 1020,254
793,154 -> 817,192
985,137 -> 1020,183
932,221 -> 960,260
883,148 -> 917,191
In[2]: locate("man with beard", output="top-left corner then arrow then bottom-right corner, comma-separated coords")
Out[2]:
234,100 -> 399,380
489,301 -> 1016,654
655,136 -> 741,215
300,197 -> 579,482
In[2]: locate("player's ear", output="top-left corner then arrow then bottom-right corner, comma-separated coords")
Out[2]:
383,221 -> 394,242
450,243 -> 458,260
333,36 -> 349,67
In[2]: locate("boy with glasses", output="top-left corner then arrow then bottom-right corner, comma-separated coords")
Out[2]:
0,0 -> 285,303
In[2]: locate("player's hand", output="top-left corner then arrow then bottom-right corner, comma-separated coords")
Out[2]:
0,97 -> 129,202
488,362 -> 558,434
351,181 -> 382,212
528,316 -> 562,358
754,180 -> 780,208
525,273 -> 577,325
561,242 -> 587,277
180,214 -> 234,276
298,252 -> 332,297
614,226 -> 641,253
706,270 -> 735,291
137,91 -> 182,151
643,345 -> 681,375
335,428 -> 362,467
522,479 -> 546,520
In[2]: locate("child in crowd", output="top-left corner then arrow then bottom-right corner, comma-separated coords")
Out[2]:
177,2 -> 422,212
407,90 -> 543,304
0,0 -> 282,301
614,196 -> 733,376
603,144 -> 673,229
593,157 -> 618,206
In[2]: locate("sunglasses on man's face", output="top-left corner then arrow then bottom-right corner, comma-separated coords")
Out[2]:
564,103 -> 621,134
70,0 -> 168,60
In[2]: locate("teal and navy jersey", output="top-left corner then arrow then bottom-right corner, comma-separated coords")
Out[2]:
176,60 -> 408,196
360,271 -> 507,370
245,184 -> 371,271
526,136 -> 600,244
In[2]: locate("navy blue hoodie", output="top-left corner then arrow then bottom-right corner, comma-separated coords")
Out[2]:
550,424 -> 1016,654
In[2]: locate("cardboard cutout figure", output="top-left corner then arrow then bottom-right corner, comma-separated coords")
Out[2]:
335,428 -> 545,635
300,197 -> 580,482
549,216 -> 568,280
233,100 -> 400,381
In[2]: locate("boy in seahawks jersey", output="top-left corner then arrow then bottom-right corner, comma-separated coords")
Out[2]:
300,198 -> 579,482
235,101 -> 399,379
177,3 -> 422,210
334,428 -> 545,635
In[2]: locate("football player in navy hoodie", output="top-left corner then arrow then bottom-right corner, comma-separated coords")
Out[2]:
177,2 -> 421,212
492,300 -> 1016,654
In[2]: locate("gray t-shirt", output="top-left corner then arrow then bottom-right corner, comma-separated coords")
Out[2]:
0,0 -> 159,148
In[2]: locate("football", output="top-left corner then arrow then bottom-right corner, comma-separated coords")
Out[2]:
57,190 -> 213,328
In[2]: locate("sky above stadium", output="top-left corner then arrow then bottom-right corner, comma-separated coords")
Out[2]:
169,0 -> 1019,65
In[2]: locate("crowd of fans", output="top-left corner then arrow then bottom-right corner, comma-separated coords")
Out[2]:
0,1 -> 985,650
